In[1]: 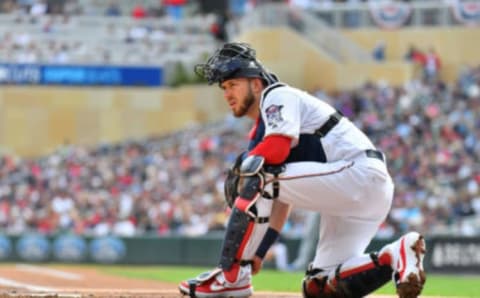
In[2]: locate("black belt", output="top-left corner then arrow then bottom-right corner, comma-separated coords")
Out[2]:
314,111 -> 343,137
365,149 -> 385,162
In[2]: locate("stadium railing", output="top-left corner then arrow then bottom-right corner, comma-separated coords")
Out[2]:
305,0 -> 469,28
238,3 -> 373,63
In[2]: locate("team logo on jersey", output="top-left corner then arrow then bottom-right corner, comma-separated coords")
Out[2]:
265,104 -> 284,128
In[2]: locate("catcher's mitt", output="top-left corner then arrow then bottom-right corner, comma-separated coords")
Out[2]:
224,151 -> 247,208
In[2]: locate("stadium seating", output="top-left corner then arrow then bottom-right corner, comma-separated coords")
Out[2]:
0,0 -> 479,239
1,65 -> 480,237
0,2 -> 217,65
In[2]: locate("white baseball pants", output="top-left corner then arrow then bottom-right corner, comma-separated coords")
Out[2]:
266,155 -> 394,270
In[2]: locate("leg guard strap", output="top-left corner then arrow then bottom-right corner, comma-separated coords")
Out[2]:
187,268 -> 222,297
302,268 -> 329,298
188,282 -> 196,298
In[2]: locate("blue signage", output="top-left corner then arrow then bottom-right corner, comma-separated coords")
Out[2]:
0,64 -> 162,86
0,64 -> 41,84
42,66 -> 122,85
0,235 -> 12,260
90,236 -> 126,263
16,234 -> 50,261
53,234 -> 87,262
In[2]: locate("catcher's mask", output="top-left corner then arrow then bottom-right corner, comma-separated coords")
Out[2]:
194,42 -> 278,85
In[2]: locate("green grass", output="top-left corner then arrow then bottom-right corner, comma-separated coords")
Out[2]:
375,274 -> 480,297
101,265 -> 480,297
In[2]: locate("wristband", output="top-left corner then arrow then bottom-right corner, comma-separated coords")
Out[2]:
255,227 -> 279,259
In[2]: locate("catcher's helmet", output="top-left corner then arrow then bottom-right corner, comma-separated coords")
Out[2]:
194,42 -> 277,85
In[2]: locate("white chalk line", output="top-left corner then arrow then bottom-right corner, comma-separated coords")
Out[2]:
0,276 -> 55,292
15,264 -> 83,281
0,264 -> 83,296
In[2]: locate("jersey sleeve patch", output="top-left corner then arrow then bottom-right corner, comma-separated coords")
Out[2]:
265,104 -> 284,128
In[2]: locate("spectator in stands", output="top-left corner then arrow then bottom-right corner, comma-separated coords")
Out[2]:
51,189 -> 75,231
210,11 -> 230,43
344,0 -> 361,28
50,43 -> 70,63
287,6 -> 305,32
452,190 -> 476,218
372,40 -> 386,62
104,0 -> 121,16
1,0 -> 16,13
229,0 -> 248,18
63,0 -> 83,16
131,3 -> 147,19
29,0 -> 47,17
404,44 -> 426,79
163,0 -> 186,21
46,0 -> 65,15
147,3 -> 165,17
423,46 -> 442,83
17,0 -> 34,12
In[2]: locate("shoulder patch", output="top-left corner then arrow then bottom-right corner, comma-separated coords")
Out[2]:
265,104 -> 284,128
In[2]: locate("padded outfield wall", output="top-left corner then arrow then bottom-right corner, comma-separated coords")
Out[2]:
0,233 -> 479,274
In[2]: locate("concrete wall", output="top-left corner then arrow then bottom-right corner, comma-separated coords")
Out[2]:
236,26 -> 480,91
343,27 -> 480,64
343,27 -> 480,82
236,28 -> 414,92
0,85 -> 226,157
3,26 -> 478,157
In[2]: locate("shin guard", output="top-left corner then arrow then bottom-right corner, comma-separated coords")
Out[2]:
303,252 -> 393,298
219,155 -> 273,284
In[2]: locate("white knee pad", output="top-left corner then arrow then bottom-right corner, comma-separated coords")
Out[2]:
239,196 -> 273,260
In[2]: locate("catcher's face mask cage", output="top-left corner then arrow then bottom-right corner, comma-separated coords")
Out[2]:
195,42 -> 277,85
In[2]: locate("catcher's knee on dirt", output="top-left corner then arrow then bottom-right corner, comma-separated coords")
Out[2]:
302,253 -> 393,298
219,156 -> 273,283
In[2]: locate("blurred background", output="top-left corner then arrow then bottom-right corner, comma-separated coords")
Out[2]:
0,0 -> 479,274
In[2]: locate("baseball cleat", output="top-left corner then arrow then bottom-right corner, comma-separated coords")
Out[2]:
178,268 -> 253,298
385,231 -> 427,298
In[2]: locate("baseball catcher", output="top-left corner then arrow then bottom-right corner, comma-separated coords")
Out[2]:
179,42 -> 426,298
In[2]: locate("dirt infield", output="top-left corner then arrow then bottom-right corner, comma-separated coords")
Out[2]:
0,264 -> 398,298
0,264 -> 303,298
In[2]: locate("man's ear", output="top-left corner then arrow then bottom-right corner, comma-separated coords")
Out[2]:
252,78 -> 265,93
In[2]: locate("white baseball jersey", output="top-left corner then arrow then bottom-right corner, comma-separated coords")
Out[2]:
260,83 -> 377,162
254,82 -> 394,270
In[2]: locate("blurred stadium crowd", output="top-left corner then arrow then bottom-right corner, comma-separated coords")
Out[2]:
1,66 -> 480,238
0,0 -> 479,239
0,0 -> 438,66
0,0 -> 305,66
0,0 -> 219,66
